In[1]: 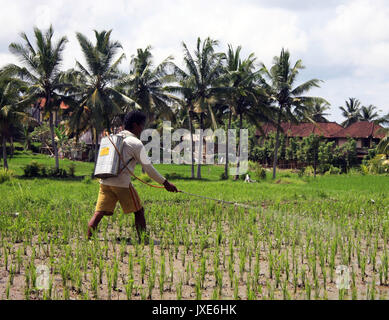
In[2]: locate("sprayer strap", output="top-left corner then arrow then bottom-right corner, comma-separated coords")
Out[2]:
118,157 -> 133,174
106,133 -> 165,189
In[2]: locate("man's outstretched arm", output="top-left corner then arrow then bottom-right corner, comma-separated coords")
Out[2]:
135,144 -> 178,192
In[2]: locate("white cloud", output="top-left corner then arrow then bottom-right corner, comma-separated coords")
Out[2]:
317,0 -> 389,73
1,0 -> 388,122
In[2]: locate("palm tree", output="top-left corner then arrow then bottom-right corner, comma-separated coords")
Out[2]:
166,37 -> 225,179
361,105 -> 380,121
221,44 -> 271,179
164,75 -> 197,178
340,98 -> 362,127
66,30 -> 138,161
0,76 -> 29,169
180,37 -> 225,179
118,46 -> 177,126
2,25 -> 69,170
298,101 -> 331,123
377,129 -> 389,155
260,48 -> 327,179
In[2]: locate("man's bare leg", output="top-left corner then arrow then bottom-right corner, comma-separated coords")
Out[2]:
87,211 -> 113,239
134,207 -> 148,243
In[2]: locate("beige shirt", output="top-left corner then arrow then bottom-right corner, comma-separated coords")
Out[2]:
100,130 -> 166,188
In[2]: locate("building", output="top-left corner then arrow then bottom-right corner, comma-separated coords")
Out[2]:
256,121 -> 386,162
28,98 -> 69,126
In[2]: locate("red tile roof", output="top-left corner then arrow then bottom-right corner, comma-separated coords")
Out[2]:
331,121 -> 386,139
37,98 -> 69,110
257,122 -> 344,138
60,101 -> 69,110
257,121 -> 386,139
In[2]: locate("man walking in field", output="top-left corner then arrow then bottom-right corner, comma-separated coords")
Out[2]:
87,111 -> 178,242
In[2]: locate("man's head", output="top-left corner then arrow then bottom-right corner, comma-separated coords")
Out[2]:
123,111 -> 147,137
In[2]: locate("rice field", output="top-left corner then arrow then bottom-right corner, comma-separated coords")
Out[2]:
1,155 -> 389,300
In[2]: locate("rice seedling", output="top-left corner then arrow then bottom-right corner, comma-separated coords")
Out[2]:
125,278 -> 134,300
2,163 -> 389,300
195,274 -> 202,300
233,275 -> 240,300
176,276 -> 183,300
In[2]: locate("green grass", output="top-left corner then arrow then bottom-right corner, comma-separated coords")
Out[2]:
1,153 -> 389,300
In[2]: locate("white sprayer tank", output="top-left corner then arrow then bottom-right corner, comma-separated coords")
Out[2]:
94,134 -> 124,179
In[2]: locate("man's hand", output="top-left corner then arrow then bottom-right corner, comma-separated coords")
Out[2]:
163,179 -> 178,192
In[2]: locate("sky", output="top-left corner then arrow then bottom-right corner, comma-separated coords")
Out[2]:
1,0 -> 388,123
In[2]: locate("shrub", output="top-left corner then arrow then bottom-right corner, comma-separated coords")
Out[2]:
248,161 -> 258,172
368,155 -> 389,174
304,166 -> 315,177
23,161 -> 43,177
254,165 -> 267,180
298,167 -> 305,178
165,172 -> 181,180
360,164 -> 369,176
0,169 -> 13,184
83,176 -> 92,184
318,163 -> 331,175
40,165 -> 47,177
48,167 -> 68,178
68,162 -> 76,177
220,172 -> 228,180
324,165 -> 341,175
347,167 -> 361,176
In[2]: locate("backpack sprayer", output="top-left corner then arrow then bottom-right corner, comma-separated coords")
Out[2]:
94,132 -> 255,209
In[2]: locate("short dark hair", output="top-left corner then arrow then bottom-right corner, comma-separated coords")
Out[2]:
123,111 -> 147,131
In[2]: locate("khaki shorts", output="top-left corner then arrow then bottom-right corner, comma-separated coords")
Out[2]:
95,184 -> 142,214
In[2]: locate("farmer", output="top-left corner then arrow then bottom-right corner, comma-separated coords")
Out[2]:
87,111 -> 178,242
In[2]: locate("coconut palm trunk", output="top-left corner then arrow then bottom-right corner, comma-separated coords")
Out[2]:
9,136 -> 14,158
94,128 -> 100,163
188,109 -> 195,179
197,113 -> 204,179
272,106 -> 283,180
2,135 -> 8,170
235,112 -> 243,180
224,107 -> 232,178
49,111 -> 60,170
91,127 -> 100,177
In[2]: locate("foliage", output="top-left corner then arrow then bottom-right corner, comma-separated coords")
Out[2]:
68,162 -> 76,177
260,48 -> 327,179
0,168 -> 13,184
22,160 -> 69,178
64,29 -> 139,152
48,167 -> 68,178
304,166 -> 315,177
339,98 -> 362,127
22,161 -> 45,177
2,158 -> 389,300
367,154 -> 389,174
377,129 -> 389,155
255,165 -> 267,180
332,139 -> 358,173
31,123 -> 52,153
324,165 -> 341,175
3,25 -> 73,170
220,172 -> 228,180
83,176 -> 92,184
118,46 -> 177,125
165,172 -> 182,180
